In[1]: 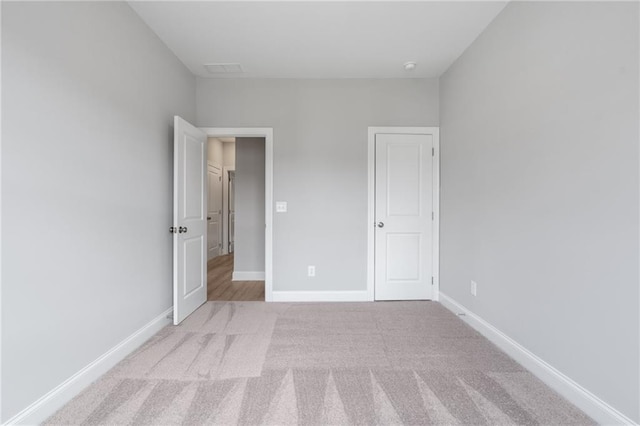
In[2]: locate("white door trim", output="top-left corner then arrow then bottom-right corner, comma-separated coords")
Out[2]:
367,127 -> 440,301
222,166 -> 235,255
200,128 -> 274,302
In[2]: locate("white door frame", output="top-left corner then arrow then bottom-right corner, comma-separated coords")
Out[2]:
200,127 -> 273,302
367,127 -> 440,301
222,166 -> 235,255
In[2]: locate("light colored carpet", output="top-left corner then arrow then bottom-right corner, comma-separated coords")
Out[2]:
46,302 -> 594,425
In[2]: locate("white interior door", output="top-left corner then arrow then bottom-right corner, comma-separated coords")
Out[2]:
375,133 -> 434,300
228,171 -> 235,253
173,116 -> 207,324
207,164 -> 222,260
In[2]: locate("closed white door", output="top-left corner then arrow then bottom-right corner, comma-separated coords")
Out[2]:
228,171 -> 235,253
173,116 -> 207,325
375,133 -> 434,300
207,164 -> 222,260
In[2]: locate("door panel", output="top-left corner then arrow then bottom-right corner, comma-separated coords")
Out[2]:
173,116 -> 207,325
386,144 -> 422,216
184,236 -> 205,295
184,139 -> 204,219
207,165 -> 222,260
375,133 -> 433,301
386,233 -> 421,281
228,171 -> 235,253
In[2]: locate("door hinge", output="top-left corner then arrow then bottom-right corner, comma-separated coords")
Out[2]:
219,176 -> 222,181
431,276 -> 434,285
432,147 -> 435,156
432,211 -> 434,220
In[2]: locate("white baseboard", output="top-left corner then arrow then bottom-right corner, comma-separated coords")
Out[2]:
4,307 -> 173,426
438,293 -> 637,426
232,271 -> 265,281
272,290 -> 370,302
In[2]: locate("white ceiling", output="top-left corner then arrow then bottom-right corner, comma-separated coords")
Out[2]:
129,1 -> 508,79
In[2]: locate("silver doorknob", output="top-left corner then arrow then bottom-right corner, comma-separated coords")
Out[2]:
178,226 -> 188,233
169,226 -> 177,234
377,222 -> 384,228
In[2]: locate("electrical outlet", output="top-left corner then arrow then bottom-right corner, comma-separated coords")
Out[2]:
308,265 -> 316,277
470,280 -> 477,296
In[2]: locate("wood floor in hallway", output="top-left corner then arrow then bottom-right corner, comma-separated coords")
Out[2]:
207,253 -> 265,301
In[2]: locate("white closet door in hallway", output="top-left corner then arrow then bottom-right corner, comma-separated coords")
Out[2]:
207,163 -> 223,260
228,171 -> 235,253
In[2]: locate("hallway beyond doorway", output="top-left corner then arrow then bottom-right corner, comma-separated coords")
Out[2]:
207,254 -> 265,301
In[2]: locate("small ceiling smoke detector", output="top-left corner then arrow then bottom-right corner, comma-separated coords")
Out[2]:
204,63 -> 244,74
403,61 -> 417,71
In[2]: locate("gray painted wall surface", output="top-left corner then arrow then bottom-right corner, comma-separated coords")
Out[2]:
223,142 -> 236,168
1,2 -> 195,421
196,78 -> 439,291
207,138 -> 223,166
234,138 -> 266,273
440,2 -> 639,421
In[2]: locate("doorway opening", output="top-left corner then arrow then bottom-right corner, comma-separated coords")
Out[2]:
203,130 -> 272,301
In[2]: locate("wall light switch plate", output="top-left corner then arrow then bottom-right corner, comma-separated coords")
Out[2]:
276,201 -> 287,213
471,280 -> 477,296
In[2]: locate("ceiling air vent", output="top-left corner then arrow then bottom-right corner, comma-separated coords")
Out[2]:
204,63 -> 244,74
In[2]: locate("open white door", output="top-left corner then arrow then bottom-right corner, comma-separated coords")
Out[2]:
173,116 -> 207,325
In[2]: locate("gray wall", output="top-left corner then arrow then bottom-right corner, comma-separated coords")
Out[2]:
207,138 -> 235,168
234,138 -> 266,274
1,2 -> 195,421
207,137 -> 223,166
439,1 -> 639,421
196,79 -> 439,291
223,142 -> 236,168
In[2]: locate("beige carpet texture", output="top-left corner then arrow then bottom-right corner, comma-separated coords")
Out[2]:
46,302 -> 594,425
